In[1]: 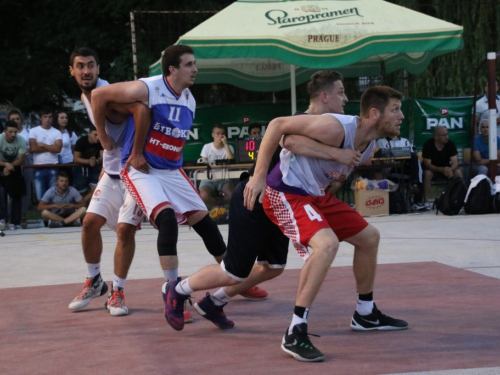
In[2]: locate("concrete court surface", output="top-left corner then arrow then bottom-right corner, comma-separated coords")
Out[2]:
1,210 -> 500,374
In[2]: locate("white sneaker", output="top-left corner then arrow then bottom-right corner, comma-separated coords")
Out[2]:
105,288 -> 129,316
0,220 -> 5,230
68,275 -> 108,310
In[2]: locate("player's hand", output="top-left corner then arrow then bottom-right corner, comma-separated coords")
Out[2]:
125,152 -> 149,174
335,149 -> 362,168
99,133 -> 117,151
243,175 -> 266,211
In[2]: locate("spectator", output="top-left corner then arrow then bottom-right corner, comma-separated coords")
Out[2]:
471,120 -> 500,177
473,78 -> 500,134
375,135 -> 425,210
38,171 -> 86,228
7,108 -> 32,227
246,123 -> 262,140
29,106 -> 62,201
199,124 -> 235,209
72,126 -> 103,205
0,121 -> 26,230
422,125 -> 463,204
53,109 -> 78,164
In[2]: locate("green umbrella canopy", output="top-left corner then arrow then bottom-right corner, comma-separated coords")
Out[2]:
149,0 -> 463,92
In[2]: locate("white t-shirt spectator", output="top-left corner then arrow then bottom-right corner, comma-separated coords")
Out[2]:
59,130 -> 78,163
473,94 -> 500,133
200,142 -> 234,164
29,126 -> 62,165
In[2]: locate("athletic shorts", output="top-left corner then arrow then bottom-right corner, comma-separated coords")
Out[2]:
263,185 -> 368,259
221,179 -> 289,281
199,179 -> 233,191
120,166 -> 207,226
87,173 -> 144,232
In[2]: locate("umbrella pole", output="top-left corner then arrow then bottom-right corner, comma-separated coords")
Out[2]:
290,64 -> 296,115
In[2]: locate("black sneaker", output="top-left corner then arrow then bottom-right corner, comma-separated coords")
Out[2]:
350,304 -> 408,331
281,323 -> 324,362
193,292 -> 234,329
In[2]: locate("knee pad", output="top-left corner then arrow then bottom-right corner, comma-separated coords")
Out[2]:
192,214 -> 226,257
154,208 -> 178,256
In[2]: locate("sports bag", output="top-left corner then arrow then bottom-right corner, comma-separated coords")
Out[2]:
464,175 -> 493,215
433,177 -> 467,215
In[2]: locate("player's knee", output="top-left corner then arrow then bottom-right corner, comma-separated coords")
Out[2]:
155,208 -> 178,256
192,214 -> 226,257
82,213 -> 105,232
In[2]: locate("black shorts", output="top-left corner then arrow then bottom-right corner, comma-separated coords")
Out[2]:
223,178 -> 289,280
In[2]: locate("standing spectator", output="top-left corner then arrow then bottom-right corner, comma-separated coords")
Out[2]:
29,106 -> 62,200
473,78 -> 500,133
72,126 -> 103,205
53,109 -> 78,184
0,121 -> 26,230
7,108 -> 32,227
422,125 -> 463,204
471,120 -> 500,177
38,171 -> 86,228
199,124 -> 235,209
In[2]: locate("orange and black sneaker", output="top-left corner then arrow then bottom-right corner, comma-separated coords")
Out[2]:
68,274 -> 108,311
105,288 -> 129,316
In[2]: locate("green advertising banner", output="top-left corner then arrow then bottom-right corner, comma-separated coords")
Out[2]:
412,97 -> 474,150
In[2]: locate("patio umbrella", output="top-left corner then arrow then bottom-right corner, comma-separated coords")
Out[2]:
149,0 -> 463,112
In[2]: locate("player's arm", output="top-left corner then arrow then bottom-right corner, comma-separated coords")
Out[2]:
244,114 -> 343,210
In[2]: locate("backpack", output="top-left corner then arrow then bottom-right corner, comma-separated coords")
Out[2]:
433,177 -> 467,215
465,175 -> 493,215
389,189 -> 408,214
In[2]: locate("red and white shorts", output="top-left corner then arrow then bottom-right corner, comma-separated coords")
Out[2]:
263,185 -> 368,259
120,166 -> 207,225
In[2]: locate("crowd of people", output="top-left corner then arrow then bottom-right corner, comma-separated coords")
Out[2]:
1,43 -> 499,364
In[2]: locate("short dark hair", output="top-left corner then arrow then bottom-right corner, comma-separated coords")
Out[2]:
4,120 -> 19,130
161,45 -> 194,76
7,108 -> 23,122
248,124 -> 261,133
70,47 -> 99,67
57,171 -> 69,180
39,106 -> 53,116
360,86 -> 403,117
307,70 -> 343,99
212,123 -> 225,132
88,125 -> 97,133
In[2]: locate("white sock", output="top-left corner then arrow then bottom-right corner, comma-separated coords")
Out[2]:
212,288 -> 231,306
86,263 -> 100,279
112,275 -> 126,291
289,313 -> 308,335
175,278 -> 193,296
356,299 -> 374,316
163,269 -> 178,282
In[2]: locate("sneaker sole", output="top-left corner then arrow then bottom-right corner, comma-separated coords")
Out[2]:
350,320 -> 408,331
193,302 -> 234,329
281,337 -> 325,362
68,282 -> 109,311
238,293 -> 268,300
107,306 -> 129,316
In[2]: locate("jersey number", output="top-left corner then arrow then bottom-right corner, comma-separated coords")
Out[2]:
168,107 -> 181,122
304,204 -> 323,222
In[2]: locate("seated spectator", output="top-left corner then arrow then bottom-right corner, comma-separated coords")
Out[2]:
199,124 -> 235,210
38,171 -> 86,228
246,123 -> 263,140
376,135 -> 425,210
72,126 -> 103,205
53,109 -> 78,183
422,125 -> 463,204
29,106 -> 62,201
8,108 -> 33,227
0,121 -> 26,230
472,120 -> 500,177
473,78 -> 500,134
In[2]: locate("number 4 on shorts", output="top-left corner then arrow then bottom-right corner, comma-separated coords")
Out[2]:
304,204 -> 323,222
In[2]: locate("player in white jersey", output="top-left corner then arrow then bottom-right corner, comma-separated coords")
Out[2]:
67,47 -> 144,316
244,86 -> 409,362
91,45 -> 265,329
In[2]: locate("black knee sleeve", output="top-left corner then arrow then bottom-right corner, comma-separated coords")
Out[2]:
192,214 -> 226,257
155,208 -> 178,256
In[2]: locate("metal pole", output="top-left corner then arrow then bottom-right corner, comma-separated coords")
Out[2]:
290,64 -> 296,115
130,11 -> 138,80
487,52 -> 497,182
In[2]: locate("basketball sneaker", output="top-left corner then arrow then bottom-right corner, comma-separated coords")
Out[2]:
68,274 -> 108,310
281,323 -> 324,362
105,288 -> 129,316
184,300 -> 193,324
350,304 -> 408,331
162,278 -> 190,331
239,285 -> 268,300
194,292 -> 234,329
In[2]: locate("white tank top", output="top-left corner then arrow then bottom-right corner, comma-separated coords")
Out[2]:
279,114 -> 375,196
82,78 -> 127,176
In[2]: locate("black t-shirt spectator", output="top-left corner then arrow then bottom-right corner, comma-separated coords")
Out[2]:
74,136 -> 103,160
422,138 -> 458,167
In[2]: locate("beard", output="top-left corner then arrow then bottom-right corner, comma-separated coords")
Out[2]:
78,78 -> 98,94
